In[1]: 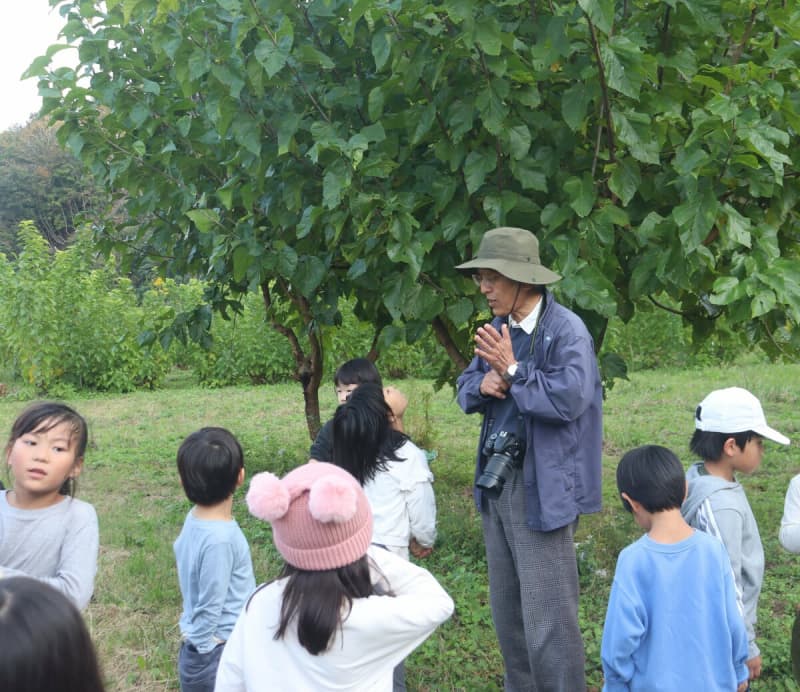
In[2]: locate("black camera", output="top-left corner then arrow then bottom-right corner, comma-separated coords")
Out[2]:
476,431 -> 525,497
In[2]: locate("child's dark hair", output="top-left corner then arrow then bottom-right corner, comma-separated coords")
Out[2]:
6,402 -> 88,497
333,358 -> 382,388
0,577 -> 105,692
177,427 -> 244,506
332,383 -> 404,486
263,555 -> 385,655
689,429 -> 755,463
616,445 -> 686,513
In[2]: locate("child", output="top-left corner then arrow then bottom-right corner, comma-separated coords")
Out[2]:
215,462 -> 454,691
174,427 -> 256,692
333,383 -> 437,560
0,401 -> 98,610
309,358 -> 383,462
0,576 -> 106,692
779,474 -> 800,553
601,445 -> 748,691
383,386 -> 408,433
682,386 -> 790,682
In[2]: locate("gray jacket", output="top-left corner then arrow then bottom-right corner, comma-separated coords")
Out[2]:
457,290 -> 603,531
682,462 -> 763,659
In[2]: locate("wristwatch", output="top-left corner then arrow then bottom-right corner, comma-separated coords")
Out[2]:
502,362 -> 518,383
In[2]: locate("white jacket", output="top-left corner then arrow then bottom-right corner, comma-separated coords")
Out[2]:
214,546 -> 453,691
365,439 -> 437,557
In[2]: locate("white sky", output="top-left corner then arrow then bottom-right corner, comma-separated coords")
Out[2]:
0,2 -> 76,132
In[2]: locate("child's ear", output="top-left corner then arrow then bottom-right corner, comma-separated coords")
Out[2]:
236,467 -> 245,488
683,480 -> 688,502
722,437 -> 739,457
619,491 -> 634,513
70,457 -> 84,479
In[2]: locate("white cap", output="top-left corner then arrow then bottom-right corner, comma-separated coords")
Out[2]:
695,387 -> 790,445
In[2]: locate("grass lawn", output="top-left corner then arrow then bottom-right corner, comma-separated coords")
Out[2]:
2,362 -> 799,690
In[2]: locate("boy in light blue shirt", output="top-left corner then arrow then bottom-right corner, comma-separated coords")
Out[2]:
174,428 -> 255,692
602,445 -> 748,691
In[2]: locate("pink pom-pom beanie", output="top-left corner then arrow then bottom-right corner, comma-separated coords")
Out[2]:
246,462 -> 373,571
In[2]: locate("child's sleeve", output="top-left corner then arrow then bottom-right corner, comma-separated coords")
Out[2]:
721,544 -> 750,685
713,508 -> 758,658
600,566 -> 643,691
780,475 -> 800,553
364,547 -> 454,648
192,541 -> 236,653
309,420 -> 334,462
402,446 -> 437,548
0,501 -> 98,610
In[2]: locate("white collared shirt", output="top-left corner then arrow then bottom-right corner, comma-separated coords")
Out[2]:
508,295 -> 543,335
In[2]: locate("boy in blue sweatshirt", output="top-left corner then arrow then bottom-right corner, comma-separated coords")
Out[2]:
602,445 -> 748,691
174,428 -> 256,692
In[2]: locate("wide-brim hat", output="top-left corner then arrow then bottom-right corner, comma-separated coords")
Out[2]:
455,227 -> 561,285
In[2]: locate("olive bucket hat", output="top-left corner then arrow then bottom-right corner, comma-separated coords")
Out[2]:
455,227 -> 561,285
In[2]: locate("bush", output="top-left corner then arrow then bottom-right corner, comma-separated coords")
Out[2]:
189,291 -> 296,387
177,290 -> 450,388
0,224 -> 171,393
0,228 -> 450,394
325,299 -> 450,380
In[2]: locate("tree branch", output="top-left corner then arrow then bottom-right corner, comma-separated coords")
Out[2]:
586,19 -> 616,164
261,280 -> 323,439
657,5 -> 671,90
730,5 -> 759,65
648,294 -> 688,317
431,316 -> 469,370
760,317 -> 793,360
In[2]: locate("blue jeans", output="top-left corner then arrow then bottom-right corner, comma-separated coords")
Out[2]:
178,640 -> 224,692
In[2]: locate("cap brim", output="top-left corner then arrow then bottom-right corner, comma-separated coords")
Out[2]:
754,424 -> 790,445
455,258 -> 561,285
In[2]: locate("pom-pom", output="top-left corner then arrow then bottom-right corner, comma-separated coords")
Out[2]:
247,472 -> 290,521
308,475 -> 358,523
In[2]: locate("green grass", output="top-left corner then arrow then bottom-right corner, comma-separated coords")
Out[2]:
2,363 -> 799,690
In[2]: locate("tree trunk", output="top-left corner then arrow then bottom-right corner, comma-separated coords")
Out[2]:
260,281 -> 324,440
431,316 -> 469,370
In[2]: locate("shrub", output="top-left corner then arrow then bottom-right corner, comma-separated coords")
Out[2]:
0,224 -> 171,393
181,291 -> 296,387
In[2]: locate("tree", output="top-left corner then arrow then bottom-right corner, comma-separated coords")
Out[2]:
0,118 -> 101,252
30,0 -> 800,436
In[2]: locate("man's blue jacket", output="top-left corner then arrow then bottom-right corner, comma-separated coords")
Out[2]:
457,290 -> 603,531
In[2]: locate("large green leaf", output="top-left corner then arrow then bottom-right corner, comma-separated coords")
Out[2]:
561,84 -> 589,133
186,209 -> 221,233
463,149 -> 497,194
578,0 -> 614,35
474,16 -> 503,56
564,174 -> 596,218
673,182 -> 719,251
294,255 -> 327,297
607,159 -> 640,207
232,244 -> 251,282
255,33 -> 292,78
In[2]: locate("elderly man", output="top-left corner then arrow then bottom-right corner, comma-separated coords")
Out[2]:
456,226 -> 602,691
